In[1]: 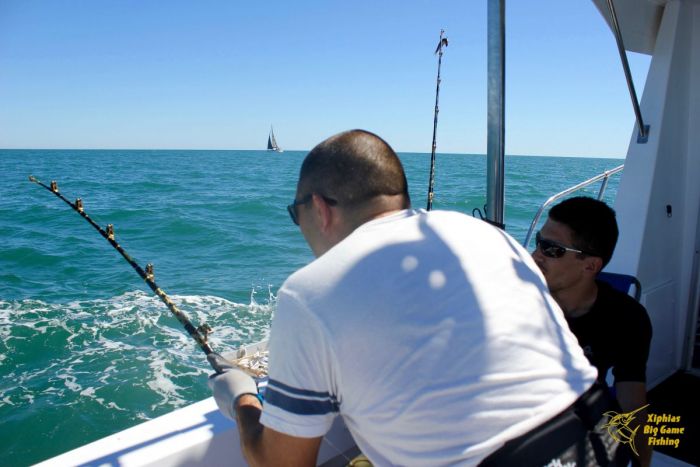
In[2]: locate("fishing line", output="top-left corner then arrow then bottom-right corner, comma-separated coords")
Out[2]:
28,176 -> 220,369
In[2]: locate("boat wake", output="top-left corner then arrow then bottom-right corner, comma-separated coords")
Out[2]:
0,289 -> 275,463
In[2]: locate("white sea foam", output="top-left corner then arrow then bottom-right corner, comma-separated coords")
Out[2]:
97,335 -> 137,351
0,288 -> 275,427
57,372 -> 82,392
98,364 -> 118,385
146,351 -> 187,410
105,401 -> 126,411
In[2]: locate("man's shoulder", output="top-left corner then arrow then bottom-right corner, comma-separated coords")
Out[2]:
594,281 -> 651,329
595,280 -> 644,310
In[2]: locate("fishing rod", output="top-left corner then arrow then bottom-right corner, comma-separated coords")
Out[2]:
426,29 -> 448,211
28,175 -> 223,369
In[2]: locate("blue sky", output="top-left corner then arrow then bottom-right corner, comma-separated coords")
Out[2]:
0,0 -> 650,157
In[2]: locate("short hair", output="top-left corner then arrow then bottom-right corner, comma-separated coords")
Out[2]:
548,196 -> 619,267
298,129 -> 410,206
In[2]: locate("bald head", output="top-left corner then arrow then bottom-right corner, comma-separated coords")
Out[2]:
298,130 -> 410,209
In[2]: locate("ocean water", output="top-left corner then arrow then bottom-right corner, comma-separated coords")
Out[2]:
0,149 -> 622,465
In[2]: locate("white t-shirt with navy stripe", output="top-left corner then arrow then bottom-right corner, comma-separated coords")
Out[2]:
260,209 -> 597,466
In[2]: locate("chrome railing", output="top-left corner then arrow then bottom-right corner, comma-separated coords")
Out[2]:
523,164 -> 624,249
604,0 -> 649,143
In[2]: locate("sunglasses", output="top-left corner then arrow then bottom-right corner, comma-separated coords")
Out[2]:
287,194 -> 337,225
535,231 -> 588,258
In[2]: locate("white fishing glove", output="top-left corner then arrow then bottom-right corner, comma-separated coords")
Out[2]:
207,352 -> 259,421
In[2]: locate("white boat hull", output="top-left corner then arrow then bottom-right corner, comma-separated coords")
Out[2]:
34,397 -> 356,467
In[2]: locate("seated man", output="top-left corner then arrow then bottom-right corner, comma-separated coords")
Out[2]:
532,196 -> 653,466
209,130 -> 602,466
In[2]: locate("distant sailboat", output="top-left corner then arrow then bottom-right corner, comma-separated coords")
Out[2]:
267,126 -> 283,152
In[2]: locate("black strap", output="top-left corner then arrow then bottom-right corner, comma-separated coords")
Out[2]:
478,384 -> 625,467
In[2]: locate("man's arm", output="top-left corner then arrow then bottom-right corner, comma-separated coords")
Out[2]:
207,353 -> 325,467
615,299 -> 653,466
236,394 -> 323,467
616,381 -> 651,467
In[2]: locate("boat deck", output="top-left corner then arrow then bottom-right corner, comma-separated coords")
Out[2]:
647,371 -> 699,466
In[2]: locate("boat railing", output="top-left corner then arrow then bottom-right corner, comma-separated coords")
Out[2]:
522,164 -> 624,249
603,0 -> 649,143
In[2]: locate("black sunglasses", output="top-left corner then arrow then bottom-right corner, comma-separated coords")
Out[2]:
287,194 -> 337,225
535,231 -> 587,258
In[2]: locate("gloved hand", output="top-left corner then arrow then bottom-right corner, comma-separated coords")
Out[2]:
207,352 -> 259,420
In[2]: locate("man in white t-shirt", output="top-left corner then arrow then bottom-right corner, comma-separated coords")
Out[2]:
209,129 -> 599,466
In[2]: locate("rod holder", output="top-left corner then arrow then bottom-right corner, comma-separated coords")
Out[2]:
637,124 -> 650,143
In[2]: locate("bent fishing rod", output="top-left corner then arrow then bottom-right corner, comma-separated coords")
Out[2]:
28,175 -> 227,371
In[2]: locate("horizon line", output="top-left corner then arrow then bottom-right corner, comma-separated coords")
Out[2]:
0,147 -> 625,159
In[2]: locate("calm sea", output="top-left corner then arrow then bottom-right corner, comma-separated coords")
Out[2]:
0,149 -> 622,465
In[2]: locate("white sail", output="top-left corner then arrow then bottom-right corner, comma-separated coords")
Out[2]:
267,126 -> 283,152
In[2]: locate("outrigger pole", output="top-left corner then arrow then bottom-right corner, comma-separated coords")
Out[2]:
426,29 -> 448,211
486,0 -> 506,229
28,176 -> 219,366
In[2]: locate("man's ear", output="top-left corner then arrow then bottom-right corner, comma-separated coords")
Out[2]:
584,256 -> 604,276
311,194 -> 334,233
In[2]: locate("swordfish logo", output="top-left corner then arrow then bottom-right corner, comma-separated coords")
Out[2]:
602,404 -> 649,456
